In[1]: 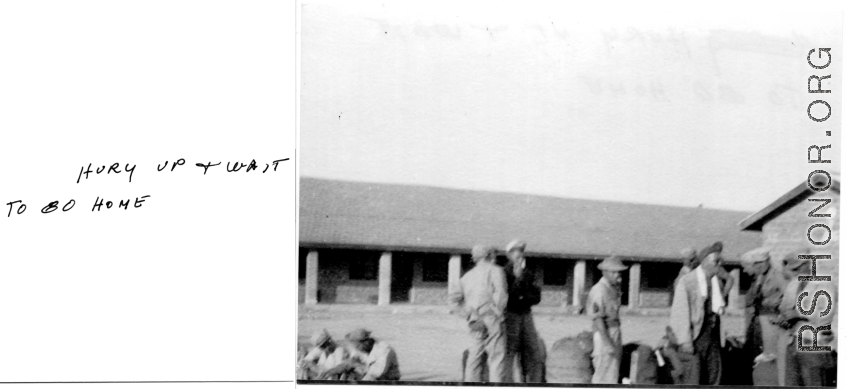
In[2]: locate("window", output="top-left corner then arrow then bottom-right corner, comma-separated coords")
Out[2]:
543,259 -> 568,286
422,260 -> 448,282
348,254 -> 379,280
641,263 -> 675,290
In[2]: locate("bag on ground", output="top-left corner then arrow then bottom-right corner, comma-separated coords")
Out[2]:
546,331 -> 593,383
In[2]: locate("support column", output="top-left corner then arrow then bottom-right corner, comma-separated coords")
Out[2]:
378,252 -> 392,306
628,263 -> 641,309
573,260 -> 586,308
448,254 -> 462,295
729,268 -> 741,309
535,261 -> 545,286
305,250 -> 319,305
410,258 -> 424,303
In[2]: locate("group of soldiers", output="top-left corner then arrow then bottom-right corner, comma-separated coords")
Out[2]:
297,239 -> 837,385
297,328 -> 401,381
739,246 -> 837,386
448,240 -> 545,383
447,239 -> 838,386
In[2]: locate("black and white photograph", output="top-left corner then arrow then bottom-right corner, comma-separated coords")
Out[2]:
296,2 -> 841,386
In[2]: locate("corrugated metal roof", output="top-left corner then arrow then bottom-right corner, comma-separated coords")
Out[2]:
299,177 -> 761,262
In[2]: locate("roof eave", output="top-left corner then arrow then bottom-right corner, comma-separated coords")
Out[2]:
739,180 -> 840,231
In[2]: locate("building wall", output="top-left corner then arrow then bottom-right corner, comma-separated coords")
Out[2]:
410,282 -> 448,305
640,290 -> 671,308
315,252 -> 381,304
302,247 -> 686,308
540,286 -> 569,306
761,191 -> 840,276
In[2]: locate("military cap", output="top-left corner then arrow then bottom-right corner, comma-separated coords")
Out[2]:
345,328 -> 372,343
471,244 -> 495,260
741,247 -> 770,266
680,247 -> 697,260
697,241 -> 723,262
598,256 -> 628,271
310,329 -> 332,347
782,249 -> 810,271
506,239 -> 527,253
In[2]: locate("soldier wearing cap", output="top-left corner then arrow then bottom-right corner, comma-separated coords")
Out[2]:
299,329 -> 350,380
740,247 -> 785,372
448,244 -> 510,382
774,250 -> 835,386
503,239 -> 544,383
586,255 -> 628,384
321,328 -> 401,381
669,242 -> 724,385
707,242 -> 735,305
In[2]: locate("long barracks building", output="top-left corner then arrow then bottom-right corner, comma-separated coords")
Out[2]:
298,178 -> 762,310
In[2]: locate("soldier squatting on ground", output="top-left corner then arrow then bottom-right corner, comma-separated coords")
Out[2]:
297,328 -> 401,381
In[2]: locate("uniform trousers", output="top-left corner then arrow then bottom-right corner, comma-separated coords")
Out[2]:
504,311 -> 544,383
694,313 -> 722,385
784,342 -> 835,386
465,316 -> 510,382
592,326 -> 622,384
758,315 -> 780,357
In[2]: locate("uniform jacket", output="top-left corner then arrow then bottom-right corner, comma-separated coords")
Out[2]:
587,276 -> 621,328
448,261 -> 509,323
504,262 -> 541,314
350,341 -> 401,381
669,267 -> 718,345
747,266 -> 786,316
303,345 -> 348,372
778,279 -> 836,348
672,266 -> 692,296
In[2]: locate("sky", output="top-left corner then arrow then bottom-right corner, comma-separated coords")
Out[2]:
299,2 -> 842,212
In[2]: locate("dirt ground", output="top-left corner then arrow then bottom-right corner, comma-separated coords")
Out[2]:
298,305 -> 745,382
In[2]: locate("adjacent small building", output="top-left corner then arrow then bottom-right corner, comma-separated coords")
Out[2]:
739,177 -> 840,277
299,177 -> 762,309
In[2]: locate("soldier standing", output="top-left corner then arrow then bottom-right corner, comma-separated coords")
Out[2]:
503,240 -> 544,383
670,242 -> 724,385
775,251 -> 836,386
448,245 -> 510,382
740,248 -> 785,371
586,256 -> 628,384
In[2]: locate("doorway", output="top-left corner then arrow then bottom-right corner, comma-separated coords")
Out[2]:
391,255 -> 414,303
